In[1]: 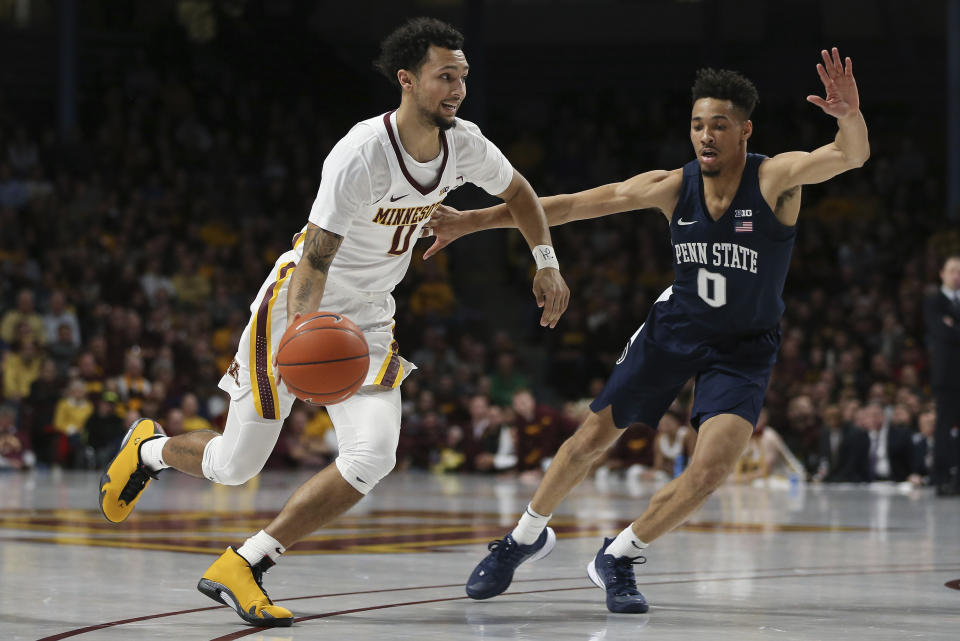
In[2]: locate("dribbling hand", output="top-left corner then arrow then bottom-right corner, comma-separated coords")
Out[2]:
806,47 -> 859,119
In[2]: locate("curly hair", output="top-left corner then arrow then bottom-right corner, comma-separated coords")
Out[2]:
374,18 -> 465,89
692,68 -> 759,119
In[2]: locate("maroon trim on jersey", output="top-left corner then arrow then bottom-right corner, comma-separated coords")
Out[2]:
382,110 -> 448,196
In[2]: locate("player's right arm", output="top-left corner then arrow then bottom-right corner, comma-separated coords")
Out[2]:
286,223 -> 343,322
423,169 -> 682,259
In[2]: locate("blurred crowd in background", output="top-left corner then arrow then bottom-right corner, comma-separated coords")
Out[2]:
1,24 -> 957,490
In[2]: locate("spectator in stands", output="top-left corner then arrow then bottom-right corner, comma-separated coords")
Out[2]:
603,422 -> 657,482
409,259 -> 457,322
164,407 -> 185,436
782,395 -> 822,475
22,359 -> 61,465
733,410 -> 806,483
511,389 -> 574,476
42,290 -> 81,347
85,391 -> 126,468
0,402 -> 33,469
489,352 -> 529,407
458,394 -> 501,472
47,323 -> 80,380
814,404 -> 869,482
52,379 -> 93,467
75,352 -> 106,402
651,408 -> 696,480
114,350 -> 152,414
1,289 -> 45,345
5,330 -> 42,401
861,402 -> 912,482
181,393 -> 213,432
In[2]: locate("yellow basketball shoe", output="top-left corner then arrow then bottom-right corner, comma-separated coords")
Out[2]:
198,547 -> 294,627
98,418 -> 166,523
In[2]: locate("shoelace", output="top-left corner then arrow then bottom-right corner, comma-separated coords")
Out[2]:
117,464 -> 158,504
251,557 -> 277,603
485,537 -> 525,565
605,555 -> 646,596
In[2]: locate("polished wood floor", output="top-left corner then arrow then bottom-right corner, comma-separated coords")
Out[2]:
1,469 -> 958,640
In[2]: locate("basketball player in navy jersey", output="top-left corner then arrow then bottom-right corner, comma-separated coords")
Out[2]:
425,47 -> 869,613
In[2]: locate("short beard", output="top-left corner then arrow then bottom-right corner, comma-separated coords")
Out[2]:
432,113 -> 457,130
701,167 -> 721,177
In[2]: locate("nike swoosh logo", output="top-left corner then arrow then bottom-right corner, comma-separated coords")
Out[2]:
677,219 -> 697,226
389,194 -> 408,202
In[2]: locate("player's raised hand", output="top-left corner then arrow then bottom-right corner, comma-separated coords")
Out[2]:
422,205 -> 470,260
806,47 -> 859,119
532,268 -> 570,328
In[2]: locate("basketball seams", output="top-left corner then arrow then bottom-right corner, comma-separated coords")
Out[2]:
277,325 -> 365,353
278,354 -> 370,367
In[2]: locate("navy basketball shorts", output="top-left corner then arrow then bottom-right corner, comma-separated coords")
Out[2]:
590,313 -> 780,430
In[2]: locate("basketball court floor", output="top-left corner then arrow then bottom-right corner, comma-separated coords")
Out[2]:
1,468 -> 958,640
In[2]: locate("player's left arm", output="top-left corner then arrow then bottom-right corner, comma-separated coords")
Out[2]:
497,170 -> 571,328
759,48 -> 870,220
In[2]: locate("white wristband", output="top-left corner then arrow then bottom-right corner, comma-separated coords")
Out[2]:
532,245 -> 559,271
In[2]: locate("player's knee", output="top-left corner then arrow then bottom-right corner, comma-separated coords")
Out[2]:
201,436 -> 266,486
336,433 -> 397,494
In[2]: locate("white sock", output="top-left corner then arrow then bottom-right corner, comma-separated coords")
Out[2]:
139,436 -> 170,472
237,530 -> 286,566
511,504 -> 552,545
604,525 -> 648,559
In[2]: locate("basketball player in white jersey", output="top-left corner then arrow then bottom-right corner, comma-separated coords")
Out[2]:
98,18 -> 569,627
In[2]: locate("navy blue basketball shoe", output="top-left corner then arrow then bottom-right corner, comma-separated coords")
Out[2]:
586,537 -> 649,613
465,527 -> 556,599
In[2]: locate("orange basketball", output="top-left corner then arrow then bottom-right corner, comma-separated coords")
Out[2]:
277,312 -> 370,405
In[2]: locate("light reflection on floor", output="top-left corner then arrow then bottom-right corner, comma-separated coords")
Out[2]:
1,469 -> 957,640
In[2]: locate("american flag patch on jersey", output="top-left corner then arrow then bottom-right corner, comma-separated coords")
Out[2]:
734,219 -> 753,233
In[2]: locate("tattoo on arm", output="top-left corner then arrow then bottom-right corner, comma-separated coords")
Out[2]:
304,228 -> 343,274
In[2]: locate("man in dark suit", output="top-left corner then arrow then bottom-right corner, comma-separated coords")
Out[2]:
923,255 -> 960,496
815,405 -> 870,483
861,403 -> 913,483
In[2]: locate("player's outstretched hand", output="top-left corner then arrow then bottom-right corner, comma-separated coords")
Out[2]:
806,47 -> 859,119
423,205 -> 470,260
533,268 -> 570,328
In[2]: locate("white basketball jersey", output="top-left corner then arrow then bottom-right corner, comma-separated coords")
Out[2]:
299,110 -> 513,293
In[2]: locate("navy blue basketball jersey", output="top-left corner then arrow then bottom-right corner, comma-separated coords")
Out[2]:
664,153 -> 796,337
